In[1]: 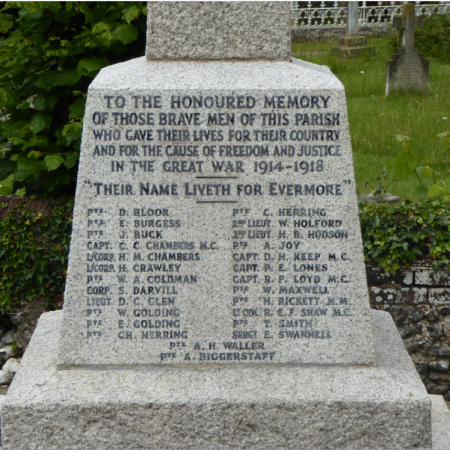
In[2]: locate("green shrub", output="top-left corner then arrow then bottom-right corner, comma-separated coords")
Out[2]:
390,14 -> 450,63
0,2 -> 147,197
0,196 -> 74,311
416,14 -> 450,63
359,198 -> 450,274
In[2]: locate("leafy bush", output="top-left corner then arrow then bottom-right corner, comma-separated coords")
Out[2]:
359,198 -> 450,274
393,133 -> 450,200
415,14 -> 450,63
0,197 -> 74,311
390,14 -> 450,63
0,2 -> 147,197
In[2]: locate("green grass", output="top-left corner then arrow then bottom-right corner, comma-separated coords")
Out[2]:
291,37 -> 450,199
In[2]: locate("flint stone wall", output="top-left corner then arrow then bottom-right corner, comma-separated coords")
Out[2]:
367,259 -> 450,402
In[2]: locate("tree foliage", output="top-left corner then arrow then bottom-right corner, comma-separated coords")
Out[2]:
0,2 -> 147,197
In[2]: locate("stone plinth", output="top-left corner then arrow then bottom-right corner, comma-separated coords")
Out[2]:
146,2 -> 291,60
385,4 -> 429,95
386,48 -> 429,95
1,310 -> 435,449
56,57 -> 376,369
330,35 -> 376,58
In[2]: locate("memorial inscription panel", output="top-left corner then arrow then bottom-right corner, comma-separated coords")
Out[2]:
57,60 -> 375,368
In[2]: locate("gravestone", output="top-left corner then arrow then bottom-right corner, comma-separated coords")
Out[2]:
346,0 -> 359,36
1,2 -> 447,449
330,2 -> 376,58
386,3 -> 429,95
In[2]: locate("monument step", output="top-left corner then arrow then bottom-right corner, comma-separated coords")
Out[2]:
0,309 -> 439,449
337,35 -> 368,47
330,45 -> 377,58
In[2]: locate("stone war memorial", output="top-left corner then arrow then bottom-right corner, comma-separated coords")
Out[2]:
2,2 -> 450,449
386,3 -> 430,95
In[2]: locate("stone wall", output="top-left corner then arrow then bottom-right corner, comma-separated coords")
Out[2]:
291,25 -> 396,43
367,259 -> 450,401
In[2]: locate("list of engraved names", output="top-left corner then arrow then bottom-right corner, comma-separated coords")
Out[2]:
70,91 -> 362,365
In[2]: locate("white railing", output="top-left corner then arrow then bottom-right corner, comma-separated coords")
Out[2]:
291,2 -> 450,28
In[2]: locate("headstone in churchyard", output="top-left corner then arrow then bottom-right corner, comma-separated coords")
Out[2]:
346,0 -> 359,36
386,3 -> 429,95
330,1 -> 376,58
1,3 -> 445,449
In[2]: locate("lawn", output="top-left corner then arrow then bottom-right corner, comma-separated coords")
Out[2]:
292,37 -> 450,199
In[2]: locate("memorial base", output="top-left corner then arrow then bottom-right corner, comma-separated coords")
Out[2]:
330,35 -> 376,58
2,310 -> 449,449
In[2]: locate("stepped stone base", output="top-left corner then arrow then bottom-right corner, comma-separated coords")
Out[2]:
1,310 -> 447,449
386,47 -> 429,95
331,35 -> 376,58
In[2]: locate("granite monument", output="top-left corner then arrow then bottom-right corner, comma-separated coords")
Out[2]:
1,2 -> 449,449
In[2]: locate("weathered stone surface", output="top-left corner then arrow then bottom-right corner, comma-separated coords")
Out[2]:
386,4 -> 429,95
0,370 -> 13,384
146,2 -> 291,61
345,2 -> 359,36
0,330 -> 15,347
14,297 -> 46,350
369,285 -> 427,304
2,358 -> 20,374
366,264 -> 413,285
0,345 -> 19,365
386,47 -> 429,94
428,359 -> 450,372
424,308 -> 440,322
330,35 -> 376,58
430,288 -> 450,305
416,269 -> 450,286
2,310 -> 433,449
56,56 -> 376,368
430,395 -> 450,449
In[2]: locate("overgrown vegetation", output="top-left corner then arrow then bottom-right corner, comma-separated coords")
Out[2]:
390,14 -> 450,64
359,197 -> 450,274
0,1 -> 147,197
0,197 -> 73,311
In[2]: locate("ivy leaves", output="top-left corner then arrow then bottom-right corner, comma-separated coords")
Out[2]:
0,198 -> 73,310
0,1 -> 147,196
360,198 -> 450,275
